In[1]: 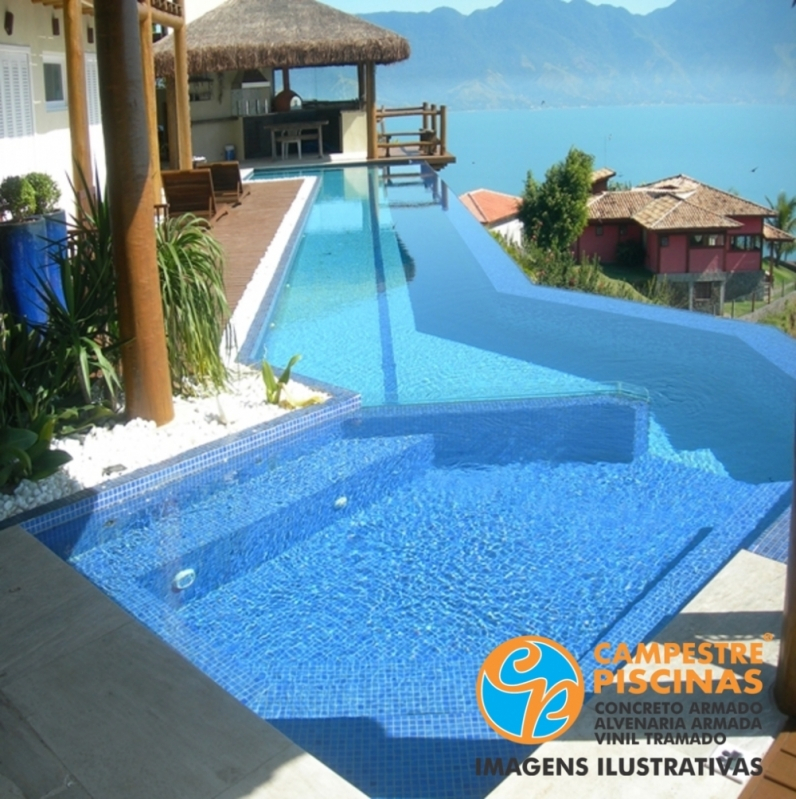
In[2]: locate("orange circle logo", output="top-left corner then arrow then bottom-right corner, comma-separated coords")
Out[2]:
476,635 -> 585,744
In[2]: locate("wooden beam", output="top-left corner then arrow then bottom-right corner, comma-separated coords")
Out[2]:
173,21 -> 192,168
63,0 -> 93,199
94,0 -> 173,425
366,62 -> 376,161
139,2 -> 162,200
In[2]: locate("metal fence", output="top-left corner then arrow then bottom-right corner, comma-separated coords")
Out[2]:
727,274 -> 796,318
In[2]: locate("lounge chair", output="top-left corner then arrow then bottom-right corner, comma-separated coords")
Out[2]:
161,168 -> 221,221
202,161 -> 249,204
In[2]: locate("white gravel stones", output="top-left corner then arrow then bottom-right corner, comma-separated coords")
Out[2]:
0,367 -> 327,523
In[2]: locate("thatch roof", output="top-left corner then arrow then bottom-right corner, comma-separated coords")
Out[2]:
154,0 -> 410,77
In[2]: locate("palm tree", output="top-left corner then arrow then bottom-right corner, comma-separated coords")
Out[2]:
765,191 -> 796,271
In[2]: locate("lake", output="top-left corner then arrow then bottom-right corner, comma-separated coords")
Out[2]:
441,104 -> 796,207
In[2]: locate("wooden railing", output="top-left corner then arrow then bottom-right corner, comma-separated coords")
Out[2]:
136,0 -> 184,21
150,0 -> 183,17
376,104 -> 449,162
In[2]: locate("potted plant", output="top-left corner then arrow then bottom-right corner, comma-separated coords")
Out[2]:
0,172 -> 66,325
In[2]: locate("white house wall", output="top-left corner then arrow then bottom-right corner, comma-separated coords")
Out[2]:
491,219 -> 523,247
0,0 -> 105,211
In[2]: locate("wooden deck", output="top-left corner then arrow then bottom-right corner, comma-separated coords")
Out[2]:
209,179 -> 303,313
739,723 -> 796,799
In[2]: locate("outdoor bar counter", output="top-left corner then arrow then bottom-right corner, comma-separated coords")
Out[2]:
242,101 -> 358,159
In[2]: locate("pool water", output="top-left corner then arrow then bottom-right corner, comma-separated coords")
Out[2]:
253,166 -> 794,484
63,398 -> 789,799
37,165 -> 796,799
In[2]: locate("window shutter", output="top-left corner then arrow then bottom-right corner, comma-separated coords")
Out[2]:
85,54 -> 100,126
0,48 -> 34,138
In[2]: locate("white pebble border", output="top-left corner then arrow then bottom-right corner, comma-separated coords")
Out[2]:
2,175 -> 326,524
1,367 -> 328,523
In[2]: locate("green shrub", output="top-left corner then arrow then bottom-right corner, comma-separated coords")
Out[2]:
0,176 -> 37,222
518,148 -> 594,250
500,237 -> 651,302
0,315 -> 66,429
38,180 -> 122,408
25,172 -> 61,215
156,214 -> 230,393
0,416 -> 71,491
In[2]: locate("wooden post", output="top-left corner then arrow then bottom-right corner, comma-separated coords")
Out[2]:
366,62 -> 377,161
139,1 -> 162,199
281,67 -> 290,92
440,104 -> 447,156
94,0 -> 174,425
63,0 -> 93,198
165,76 -> 180,168
775,483 -> 796,715
173,21 -> 192,168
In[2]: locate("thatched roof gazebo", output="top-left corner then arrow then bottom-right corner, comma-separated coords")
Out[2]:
153,0 -> 410,160
153,0 -> 410,75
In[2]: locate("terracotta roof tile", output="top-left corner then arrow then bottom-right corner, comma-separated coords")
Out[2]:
639,174 -> 773,217
459,189 -> 521,226
632,195 -> 742,231
764,223 -> 796,242
591,167 -> 616,183
587,191 -> 653,220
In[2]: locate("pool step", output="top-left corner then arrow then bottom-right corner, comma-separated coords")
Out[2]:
345,395 -> 649,467
73,432 -> 434,606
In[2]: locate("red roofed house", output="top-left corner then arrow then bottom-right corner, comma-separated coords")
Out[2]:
574,173 -> 774,313
459,188 -> 522,246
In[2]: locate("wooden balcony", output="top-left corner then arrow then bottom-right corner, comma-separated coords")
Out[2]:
376,104 -> 455,169
30,0 -> 184,22
29,0 -> 94,12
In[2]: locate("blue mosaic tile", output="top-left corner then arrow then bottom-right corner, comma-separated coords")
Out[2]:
23,394 -> 787,799
6,164 -> 794,799
748,506 -> 792,564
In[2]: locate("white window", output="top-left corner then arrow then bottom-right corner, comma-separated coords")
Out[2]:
42,53 -> 67,112
0,46 -> 34,138
85,53 -> 100,125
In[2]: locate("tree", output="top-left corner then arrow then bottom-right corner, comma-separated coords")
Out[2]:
518,147 -> 594,250
765,191 -> 796,269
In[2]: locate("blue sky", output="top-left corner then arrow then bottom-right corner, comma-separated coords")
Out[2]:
188,0 -> 675,23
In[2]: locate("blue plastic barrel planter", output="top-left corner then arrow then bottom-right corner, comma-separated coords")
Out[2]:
44,210 -> 68,309
0,212 -> 67,325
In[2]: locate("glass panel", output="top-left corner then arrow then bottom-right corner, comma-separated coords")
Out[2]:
44,62 -> 64,103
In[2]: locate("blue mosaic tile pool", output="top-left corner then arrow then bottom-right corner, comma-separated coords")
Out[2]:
24,394 -> 789,799
11,165 -> 796,799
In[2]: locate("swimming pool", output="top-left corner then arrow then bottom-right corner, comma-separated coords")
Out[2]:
20,165 -> 796,799
251,165 -> 794,485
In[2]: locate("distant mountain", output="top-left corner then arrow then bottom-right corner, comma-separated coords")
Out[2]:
361,0 -> 796,109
